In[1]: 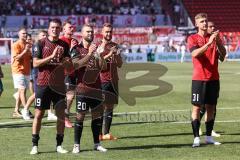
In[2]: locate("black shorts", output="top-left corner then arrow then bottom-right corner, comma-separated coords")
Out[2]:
65,75 -> 76,91
76,95 -> 102,112
32,69 -> 38,92
101,82 -> 119,104
191,80 -> 220,106
35,85 -> 66,110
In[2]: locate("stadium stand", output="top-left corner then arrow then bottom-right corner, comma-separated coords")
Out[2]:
183,0 -> 240,51
0,0 -> 160,15
183,0 -> 240,32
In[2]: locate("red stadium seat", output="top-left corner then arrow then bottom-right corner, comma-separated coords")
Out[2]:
182,0 -> 240,51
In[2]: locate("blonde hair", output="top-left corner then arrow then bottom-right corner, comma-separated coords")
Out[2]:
18,27 -> 27,33
195,13 -> 208,21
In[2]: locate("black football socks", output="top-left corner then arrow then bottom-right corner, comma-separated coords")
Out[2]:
74,120 -> 83,144
103,111 -> 113,135
191,119 -> 200,137
32,134 -> 40,146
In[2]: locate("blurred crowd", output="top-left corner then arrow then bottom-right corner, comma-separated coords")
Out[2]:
0,0 -> 160,16
122,39 -> 187,54
1,0 -> 239,53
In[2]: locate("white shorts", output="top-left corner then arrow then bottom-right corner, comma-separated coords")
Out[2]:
12,74 -> 30,89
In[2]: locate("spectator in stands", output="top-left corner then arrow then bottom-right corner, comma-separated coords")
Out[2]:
128,46 -> 133,54
169,38 -> 174,48
169,45 -> 177,52
137,46 -> 142,53
151,14 -> 157,26
162,10 -> 168,25
0,0 -> 158,16
23,17 -> 28,28
172,1 -> 181,27
146,45 -> 153,61
158,44 -> 165,53
0,15 -> 6,37
1,15 -> 6,28
222,33 -> 229,53
180,41 -> 186,63
163,42 -> 170,52
5,31 -> 12,38
90,14 -> 97,26
228,33 -> 234,52
235,36 -> 240,52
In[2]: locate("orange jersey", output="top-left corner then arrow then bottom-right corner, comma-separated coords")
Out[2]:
11,40 -> 31,75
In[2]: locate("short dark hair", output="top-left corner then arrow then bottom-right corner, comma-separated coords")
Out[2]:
48,18 -> 62,27
27,33 -> 31,37
81,23 -> 94,31
63,20 -> 72,27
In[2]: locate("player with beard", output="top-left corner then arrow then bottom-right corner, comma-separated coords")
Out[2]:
98,23 -> 123,141
70,24 -> 107,153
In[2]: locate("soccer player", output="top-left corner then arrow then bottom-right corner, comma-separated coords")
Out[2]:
188,13 -> 226,147
0,65 -> 3,97
60,20 -> 78,128
198,21 -> 222,137
99,23 -> 123,140
30,19 -> 69,154
71,24 -> 107,153
11,28 -> 31,118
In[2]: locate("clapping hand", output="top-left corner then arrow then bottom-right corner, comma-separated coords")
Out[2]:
70,38 -> 78,50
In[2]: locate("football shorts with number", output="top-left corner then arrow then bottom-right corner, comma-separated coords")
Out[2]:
191,80 -> 219,106
101,82 -> 119,104
76,95 -> 102,112
35,85 -> 66,110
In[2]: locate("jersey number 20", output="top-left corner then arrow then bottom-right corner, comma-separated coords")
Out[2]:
77,102 -> 87,111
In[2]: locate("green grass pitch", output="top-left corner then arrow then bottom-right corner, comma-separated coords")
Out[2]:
1,62 -> 240,160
